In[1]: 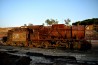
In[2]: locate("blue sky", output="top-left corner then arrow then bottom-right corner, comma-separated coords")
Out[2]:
0,0 -> 98,27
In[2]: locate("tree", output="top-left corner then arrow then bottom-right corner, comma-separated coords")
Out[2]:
72,18 -> 98,25
42,23 -> 44,26
24,24 -> 27,26
64,18 -> 71,25
45,19 -> 50,25
28,23 -> 33,26
45,19 -> 58,25
52,19 -> 58,24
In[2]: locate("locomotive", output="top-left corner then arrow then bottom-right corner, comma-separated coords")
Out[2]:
6,24 -> 91,50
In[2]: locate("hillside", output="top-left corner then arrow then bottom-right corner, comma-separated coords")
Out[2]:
72,18 -> 98,25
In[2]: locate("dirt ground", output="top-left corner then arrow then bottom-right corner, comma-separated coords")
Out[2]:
0,40 -> 98,65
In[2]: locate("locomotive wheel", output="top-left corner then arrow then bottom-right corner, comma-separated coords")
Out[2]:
29,43 -> 33,48
79,41 -> 92,51
34,43 -> 39,48
32,43 -> 36,47
54,41 -> 61,47
30,44 -> 33,48
28,41 -> 33,48
80,43 -> 87,51
15,42 -> 18,46
65,43 -> 69,49
19,43 -> 24,47
15,42 -> 23,47
73,42 -> 79,50
12,42 -> 16,46
44,41 -> 50,48
82,43 -> 91,51
16,42 -> 19,46
6,42 -> 11,46
39,42 -> 45,48
24,42 -> 28,47
56,41 -> 66,48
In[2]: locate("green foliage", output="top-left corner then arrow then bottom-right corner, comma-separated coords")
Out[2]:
24,24 -> 27,26
64,18 -> 71,25
45,19 -> 58,25
28,23 -> 33,26
72,18 -> 98,25
42,23 -> 44,26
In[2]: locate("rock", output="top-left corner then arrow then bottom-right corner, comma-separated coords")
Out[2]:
7,50 -> 18,53
15,56 -> 32,65
35,63 -> 53,65
26,52 -> 44,57
0,51 -> 31,65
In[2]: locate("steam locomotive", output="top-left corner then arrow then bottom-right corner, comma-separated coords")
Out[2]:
5,24 -> 91,50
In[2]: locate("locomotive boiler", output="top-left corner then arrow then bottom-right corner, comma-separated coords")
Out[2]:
6,24 -> 91,50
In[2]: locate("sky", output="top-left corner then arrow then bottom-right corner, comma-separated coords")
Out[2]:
0,0 -> 98,27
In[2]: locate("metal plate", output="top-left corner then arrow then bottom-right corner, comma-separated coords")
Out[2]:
12,32 -> 26,41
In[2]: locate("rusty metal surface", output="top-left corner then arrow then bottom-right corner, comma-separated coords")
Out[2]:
12,32 -> 27,41
72,25 -> 85,31
4,24 -> 92,50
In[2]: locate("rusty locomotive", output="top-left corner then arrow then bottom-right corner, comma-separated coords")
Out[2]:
5,24 -> 91,50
